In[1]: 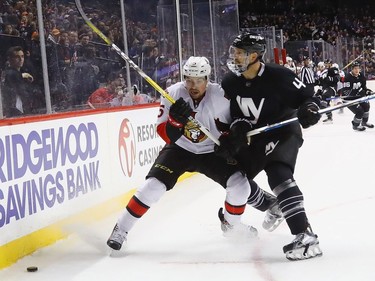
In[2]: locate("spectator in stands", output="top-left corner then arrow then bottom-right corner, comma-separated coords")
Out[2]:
2,46 -> 33,117
132,84 -> 151,104
18,13 -> 34,42
45,29 -> 70,111
72,44 -> 100,105
87,71 -> 125,108
76,33 -> 91,57
49,28 -> 61,44
62,30 -> 79,96
2,24 -> 15,35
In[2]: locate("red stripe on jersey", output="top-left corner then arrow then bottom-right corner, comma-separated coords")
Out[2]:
126,196 -> 150,218
225,201 -> 246,215
157,122 -> 171,144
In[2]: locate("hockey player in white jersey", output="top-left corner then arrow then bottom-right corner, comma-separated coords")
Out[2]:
315,61 -> 325,78
284,56 -> 297,73
107,56 -> 281,251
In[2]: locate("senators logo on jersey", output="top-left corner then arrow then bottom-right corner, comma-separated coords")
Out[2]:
183,120 -> 208,143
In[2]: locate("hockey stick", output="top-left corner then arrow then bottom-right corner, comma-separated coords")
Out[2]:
341,54 -> 363,71
341,49 -> 375,71
246,93 -> 375,138
74,0 -> 220,145
87,101 -> 96,109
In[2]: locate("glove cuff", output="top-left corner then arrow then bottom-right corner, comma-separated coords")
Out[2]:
230,118 -> 252,130
168,115 -> 184,128
309,102 -> 320,110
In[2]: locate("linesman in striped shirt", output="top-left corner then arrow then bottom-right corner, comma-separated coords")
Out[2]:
299,56 -> 316,93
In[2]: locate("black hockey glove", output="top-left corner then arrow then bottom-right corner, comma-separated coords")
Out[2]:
214,119 -> 252,159
230,119 -> 252,148
169,97 -> 193,126
297,102 -> 321,129
214,133 -> 237,160
366,89 -> 374,96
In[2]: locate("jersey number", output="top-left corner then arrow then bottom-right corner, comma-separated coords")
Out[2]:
292,77 -> 306,89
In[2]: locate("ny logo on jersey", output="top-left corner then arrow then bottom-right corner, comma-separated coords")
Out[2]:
236,96 -> 265,123
265,140 -> 279,156
353,82 -> 361,90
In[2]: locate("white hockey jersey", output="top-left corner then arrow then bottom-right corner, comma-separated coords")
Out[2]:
157,81 -> 230,154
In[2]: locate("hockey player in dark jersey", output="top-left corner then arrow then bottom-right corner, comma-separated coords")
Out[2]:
215,32 -> 322,261
341,61 -> 374,131
106,56 -> 283,252
315,65 -> 341,123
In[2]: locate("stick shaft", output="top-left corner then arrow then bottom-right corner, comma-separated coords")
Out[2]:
341,54 -> 363,71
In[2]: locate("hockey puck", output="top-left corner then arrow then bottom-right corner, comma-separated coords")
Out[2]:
27,266 -> 38,272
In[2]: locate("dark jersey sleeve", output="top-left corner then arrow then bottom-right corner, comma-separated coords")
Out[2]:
360,74 -> 367,93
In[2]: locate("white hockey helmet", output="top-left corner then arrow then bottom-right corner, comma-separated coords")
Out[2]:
317,61 -> 325,68
183,56 -> 211,78
331,63 -> 339,69
286,56 -> 293,62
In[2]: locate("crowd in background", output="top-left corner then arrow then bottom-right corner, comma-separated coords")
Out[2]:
1,0 -> 375,117
0,0 -> 164,116
239,0 -> 375,79
239,0 -> 375,44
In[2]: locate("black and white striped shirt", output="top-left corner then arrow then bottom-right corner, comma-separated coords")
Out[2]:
300,66 -> 316,86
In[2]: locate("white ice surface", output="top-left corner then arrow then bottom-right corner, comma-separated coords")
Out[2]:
1,109 -> 375,281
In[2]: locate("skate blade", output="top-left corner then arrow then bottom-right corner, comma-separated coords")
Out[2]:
107,248 -> 127,258
285,244 -> 322,261
263,217 -> 284,232
222,226 -> 258,239
106,247 -> 115,256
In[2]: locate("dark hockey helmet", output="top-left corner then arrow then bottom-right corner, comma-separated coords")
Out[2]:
351,61 -> 361,68
231,32 -> 266,56
227,32 -> 266,76
324,59 -> 333,66
302,55 -> 309,60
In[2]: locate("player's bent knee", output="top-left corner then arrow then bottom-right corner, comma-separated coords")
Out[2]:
226,171 -> 251,204
135,177 -> 167,206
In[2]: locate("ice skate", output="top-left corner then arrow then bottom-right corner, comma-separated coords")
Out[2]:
262,202 -> 284,232
283,229 -> 322,261
218,208 -> 258,238
352,121 -> 366,131
362,122 -> 374,128
322,116 -> 333,124
107,224 -> 128,250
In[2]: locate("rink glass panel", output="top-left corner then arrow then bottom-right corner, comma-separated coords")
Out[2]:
1,0 -> 375,119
